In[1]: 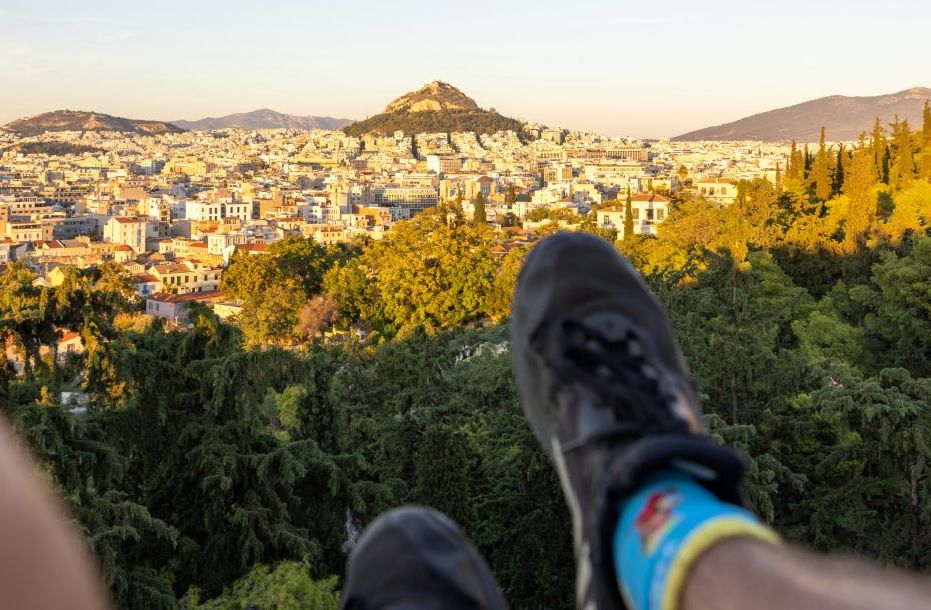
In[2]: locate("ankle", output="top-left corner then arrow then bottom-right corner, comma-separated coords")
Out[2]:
612,469 -> 779,610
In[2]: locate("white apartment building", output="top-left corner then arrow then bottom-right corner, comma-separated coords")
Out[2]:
207,232 -> 249,257
596,194 -> 671,238
103,216 -> 151,253
695,179 -> 738,205
184,200 -> 251,222
185,201 -> 222,222
223,202 -> 251,221
372,186 -> 438,213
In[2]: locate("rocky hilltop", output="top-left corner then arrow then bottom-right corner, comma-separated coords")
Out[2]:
675,87 -> 931,142
344,81 -> 524,137
4,110 -> 184,136
383,81 -> 480,113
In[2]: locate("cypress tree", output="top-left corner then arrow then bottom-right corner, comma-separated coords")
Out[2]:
882,146 -> 891,184
813,127 -> 831,201
472,191 -> 487,224
623,188 -> 634,240
832,145 -> 845,196
923,100 -> 931,146
788,140 -> 799,180
871,117 -> 887,180
843,138 -> 878,253
890,118 -> 915,190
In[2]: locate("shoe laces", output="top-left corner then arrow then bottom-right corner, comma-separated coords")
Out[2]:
554,318 -> 690,448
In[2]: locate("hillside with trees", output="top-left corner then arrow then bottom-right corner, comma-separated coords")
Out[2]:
3,109 -> 931,608
344,81 -> 525,137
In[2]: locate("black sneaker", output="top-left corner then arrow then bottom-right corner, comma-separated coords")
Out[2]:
510,232 -> 747,610
341,506 -> 510,610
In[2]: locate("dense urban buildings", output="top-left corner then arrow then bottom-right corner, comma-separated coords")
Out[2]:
0,120 -> 799,321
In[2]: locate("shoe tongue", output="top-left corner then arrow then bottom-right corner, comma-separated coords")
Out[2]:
574,311 -> 633,343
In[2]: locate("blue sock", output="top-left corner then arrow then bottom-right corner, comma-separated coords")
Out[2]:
612,469 -> 779,610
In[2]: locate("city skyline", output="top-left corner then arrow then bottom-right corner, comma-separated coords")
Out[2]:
2,0 -> 930,137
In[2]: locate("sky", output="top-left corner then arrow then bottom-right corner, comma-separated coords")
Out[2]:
1,0 -> 930,138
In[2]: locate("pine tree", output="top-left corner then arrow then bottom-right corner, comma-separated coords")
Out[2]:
921,101 -> 931,179
775,161 -> 782,190
788,141 -> 799,180
623,188 -> 634,240
871,117 -> 887,181
890,117 -> 915,190
843,139 -> 878,253
832,145 -> 845,196
924,100 -> 931,146
505,184 -> 516,205
812,127 -> 831,201
472,191 -> 487,224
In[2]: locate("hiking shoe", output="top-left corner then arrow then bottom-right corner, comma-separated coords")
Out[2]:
341,506 -> 510,610
510,232 -> 747,610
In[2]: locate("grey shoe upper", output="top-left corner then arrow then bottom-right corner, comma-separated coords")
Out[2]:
341,506 -> 510,610
510,232 -> 747,610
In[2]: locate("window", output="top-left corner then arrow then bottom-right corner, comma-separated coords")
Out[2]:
646,209 -> 654,220
632,208 -> 639,220
657,209 -> 665,220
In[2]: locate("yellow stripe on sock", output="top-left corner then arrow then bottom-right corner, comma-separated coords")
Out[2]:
662,517 -> 781,610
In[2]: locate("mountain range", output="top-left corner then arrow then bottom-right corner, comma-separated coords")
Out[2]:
3,110 -> 183,136
343,81 -> 525,137
171,109 -> 353,131
6,85 -> 930,142
675,87 -> 931,142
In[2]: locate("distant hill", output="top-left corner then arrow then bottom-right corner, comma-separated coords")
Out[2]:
674,87 -> 931,142
344,81 -> 525,137
172,109 -> 353,131
4,110 -> 184,136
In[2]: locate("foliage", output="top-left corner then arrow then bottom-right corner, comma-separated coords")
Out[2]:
7,118 -> 931,610
344,109 -> 525,138
187,563 -> 340,610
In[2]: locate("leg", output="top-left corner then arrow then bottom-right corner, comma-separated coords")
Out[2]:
340,506 -> 509,610
683,539 -> 931,610
0,417 -> 109,610
511,232 -> 931,610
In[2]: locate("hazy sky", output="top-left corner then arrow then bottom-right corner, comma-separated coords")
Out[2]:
2,0 -> 929,138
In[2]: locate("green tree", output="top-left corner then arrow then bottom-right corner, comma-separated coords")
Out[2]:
504,184 -> 517,204
623,188 -> 634,240
812,127 -> 832,201
923,100 -> 931,146
473,191 -> 487,224
796,370 -> 931,566
187,563 -> 340,610
889,117 -> 915,190
871,117 -> 888,182
832,145 -> 846,196
485,245 -> 527,321
842,140 -> 878,253
787,140 -> 801,180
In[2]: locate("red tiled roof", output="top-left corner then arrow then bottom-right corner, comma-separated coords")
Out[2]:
631,194 -> 672,203
147,290 -> 225,303
58,331 -> 81,343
